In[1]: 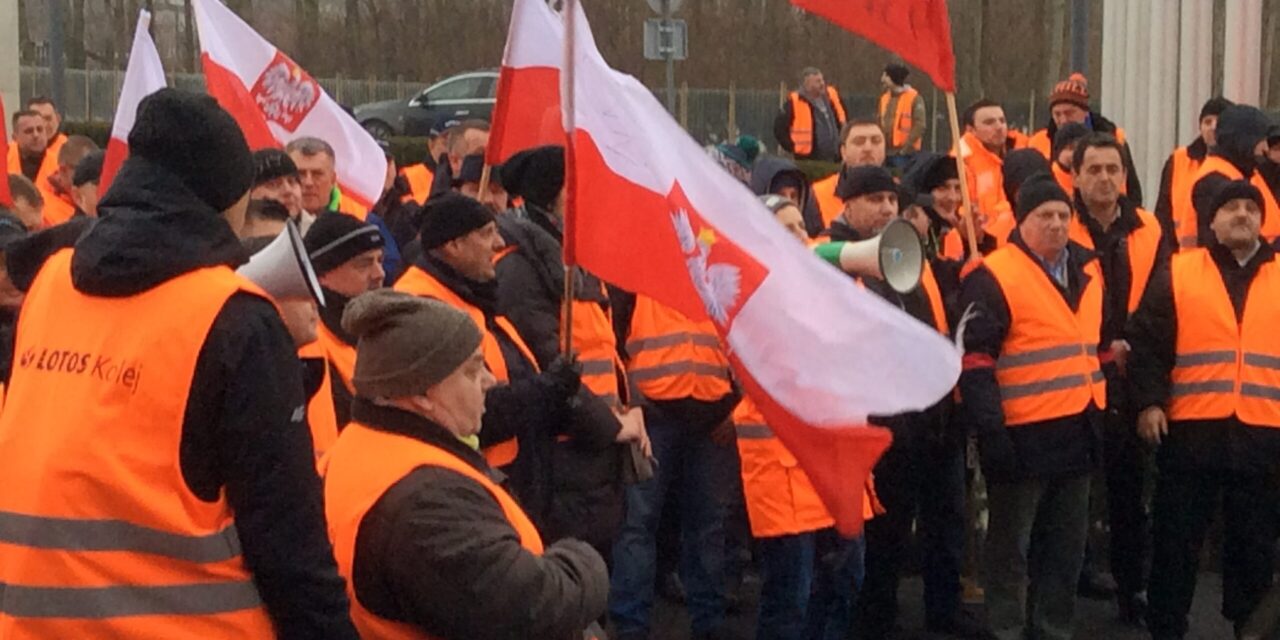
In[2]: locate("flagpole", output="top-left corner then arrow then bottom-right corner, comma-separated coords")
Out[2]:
559,0 -> 579,357
476,164 -> 492,206
944,92 -> 980,259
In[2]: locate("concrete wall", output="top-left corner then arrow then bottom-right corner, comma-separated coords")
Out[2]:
1,0 -> 19,114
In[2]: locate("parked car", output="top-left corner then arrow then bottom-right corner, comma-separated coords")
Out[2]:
354,70 -> 498,138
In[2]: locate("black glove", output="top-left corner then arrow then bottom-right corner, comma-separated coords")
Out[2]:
977,430 -> 1020,482
543,354 -> 582,399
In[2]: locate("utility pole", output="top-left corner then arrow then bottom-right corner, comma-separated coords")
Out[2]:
663,0 -> 675,113
1069,0 -> 1089,73
50,0 -> 67,109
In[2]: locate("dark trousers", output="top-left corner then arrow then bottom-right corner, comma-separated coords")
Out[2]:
1102,407 -> 1149,597
859,440 -> 967,634
756,530 -> 864,640
1147,465 -> 1278,638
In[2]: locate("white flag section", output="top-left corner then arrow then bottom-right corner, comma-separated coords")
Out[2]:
192,0 -> 385,208
556,0 -> 961,533
99,10 -> 166,194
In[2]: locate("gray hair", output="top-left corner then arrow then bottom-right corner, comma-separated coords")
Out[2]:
800,67 -> 823,84
285,136 -> 336,160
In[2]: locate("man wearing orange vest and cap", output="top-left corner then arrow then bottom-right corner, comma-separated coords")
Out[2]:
1129,179 -> 1280,640
774,67 -> 848,162
1028,73 -> 1143,204
1154,97 -> 1233,251
397,193 -> 633,532
322,288 -> 610,639
959,174 -> 1105,640
1171,104 -> 1280,249
1068,133 -> 1170,625
879,62 -> 926,171
0,88 -> 359,638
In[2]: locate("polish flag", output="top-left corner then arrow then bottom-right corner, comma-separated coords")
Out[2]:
555,1 -> 961,535
486,0 -> 567,165
99,10 -> 166,196
0,95 -> 12,208
193,0 -> 385,209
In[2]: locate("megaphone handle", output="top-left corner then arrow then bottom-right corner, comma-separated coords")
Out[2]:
945,92 -> 981,259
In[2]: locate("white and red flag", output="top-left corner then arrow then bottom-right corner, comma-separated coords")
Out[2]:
511,0 -> 962,535
485,0 -> 567,165
99,10 -> 166,195
192,0 -> 385,209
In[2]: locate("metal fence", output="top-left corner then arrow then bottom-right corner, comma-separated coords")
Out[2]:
21,66 -> 1036,152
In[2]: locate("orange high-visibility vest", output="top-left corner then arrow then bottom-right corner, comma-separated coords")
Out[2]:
1052,162 -> 1074,198
958,132 -> 1019,246
625,296 -> 732,402
6,140 -> 59,191
0,249 -> 275,638
568,282 -> 628,409
1029,125 -> 1126,160
399,163 -> 434,206
1167,248 -> 1280,426
317,321 -> 356,392
1068,207 -> 1162,314
879,88 -> 921,152
813,172 -> 843,230
983,245 -> 1107,425
394,265 -> 540,467
788,86 -> 847,157
920,261 -> 950,335
299,340 -> 340,462
732,397 -> 835,537
1167,146 -> 1201,247
1172,155 -> 1280,249
324,421 -> 544,640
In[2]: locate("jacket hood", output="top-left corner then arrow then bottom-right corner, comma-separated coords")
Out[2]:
70,156 -> 247,297
1213,105 -> 1272,172
749,156 -> 824,236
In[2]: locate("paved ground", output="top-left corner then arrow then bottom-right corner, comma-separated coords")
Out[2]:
646,573 -> 1238,639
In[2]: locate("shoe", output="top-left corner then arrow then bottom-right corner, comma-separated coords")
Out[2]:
1117,591 -> 1147,628
1077,568 -> 1117,600
961,577 -> 985,604
926,609 -> 995,639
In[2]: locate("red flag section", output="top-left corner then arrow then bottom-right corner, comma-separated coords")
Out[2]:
0,95 -> 11,209
791,0 -> 957,93
558,0 -> 960,535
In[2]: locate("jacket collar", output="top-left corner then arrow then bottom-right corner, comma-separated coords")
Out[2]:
1008,229 -> 1097,311
350,396 -> 498,478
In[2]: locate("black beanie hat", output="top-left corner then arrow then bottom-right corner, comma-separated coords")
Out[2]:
420,192 -> 496,249
920,157 -> 958,193
304,211 -> 385,275
1015,173 -> 1071,223
1214,105 -> 1272,163
1052,122 -> 1091,159
253,148 -> 299,186
128,89 -> 253,212
836,165 -> 896,201
72,151 -> 105,187
1002,148 -> 1052,205
1200,96 -> 1234,121
501,145 -> 565,210
1194,177 -> 1264,231
885,63 -> 909,86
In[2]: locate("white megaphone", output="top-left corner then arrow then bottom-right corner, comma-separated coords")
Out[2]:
834,218 -> 924,294
237,220 -> 326,306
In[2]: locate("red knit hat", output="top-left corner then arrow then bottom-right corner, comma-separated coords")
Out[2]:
1049,73 -> 1090,110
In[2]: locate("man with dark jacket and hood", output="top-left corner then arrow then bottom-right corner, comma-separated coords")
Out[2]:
322,289 -> 609,639
1028,73 -> 1143,204
493,144 -> 646,555
0,89 -> 358,638
1154,97 -> 1233,250
958,174 -> 1103,640
1172,104 -> 1280,249
750,155 -> 824,237
1129,179 -> 1280,640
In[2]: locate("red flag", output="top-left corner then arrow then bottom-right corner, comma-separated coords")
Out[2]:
791,0 -> 956,92
486,0 -> 567,165
0,95 -> 11,209
193,0 -> 386,209
99,10 -> 167,196
558,1 -> 960,535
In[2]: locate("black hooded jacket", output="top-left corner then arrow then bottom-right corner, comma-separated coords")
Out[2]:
11,158 -> 359,639
1188,109 -> 1274,246
1042,112 -> 1144,205
749,156 -> 824,237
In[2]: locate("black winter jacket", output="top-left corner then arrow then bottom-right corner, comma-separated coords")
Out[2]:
349,398 -> 609,640
957,234 -> 1103,483
1127,242 -> 1280,474
18,158 -> 359,639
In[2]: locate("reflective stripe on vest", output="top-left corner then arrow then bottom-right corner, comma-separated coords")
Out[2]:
569,286 -> 628,410
788,86 -> 846,156
731,397 -> 834,538
394,265 -> 541,467
1173,155 -> 1280,249
625,296 -> 732,402
1168,147 -> 1201,248
1068,208 -> 1162,314
1168,248 -> 1280,426
324,422 -> 544,640
879,88 -> 920,151
0,249 -> 273,636
984,245 -> 1107,425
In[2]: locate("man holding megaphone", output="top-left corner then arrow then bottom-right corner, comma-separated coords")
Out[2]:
815,165 -> 978,638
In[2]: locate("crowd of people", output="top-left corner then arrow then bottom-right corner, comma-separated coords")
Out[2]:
2,58 -> 1280,640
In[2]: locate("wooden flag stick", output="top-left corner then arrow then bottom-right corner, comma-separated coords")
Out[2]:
476,164 -> 492,207
945,92 -> 980,259
559,0 -> 580,358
